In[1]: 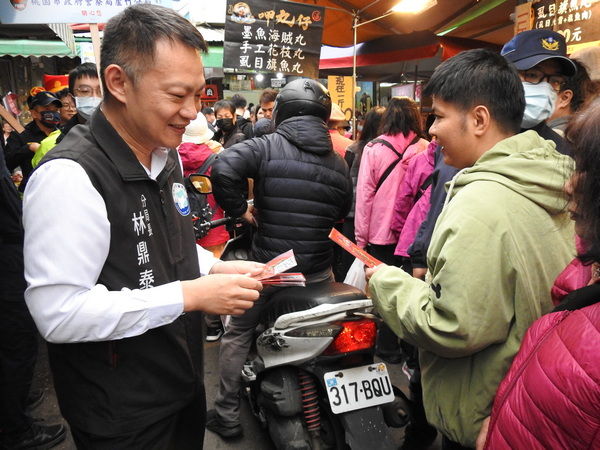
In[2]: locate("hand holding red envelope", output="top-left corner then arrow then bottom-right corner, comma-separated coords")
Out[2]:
328,228 -> 382,268
252,250 -> 306,286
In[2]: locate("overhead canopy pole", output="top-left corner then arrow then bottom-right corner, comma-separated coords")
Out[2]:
351,0 -> 394,139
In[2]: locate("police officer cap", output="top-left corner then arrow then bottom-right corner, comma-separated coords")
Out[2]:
27,91 -> 62,109
501,29 -> 577,76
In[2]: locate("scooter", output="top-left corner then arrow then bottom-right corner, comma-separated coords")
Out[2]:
191,175 -> 409,449
240,283 -> 406,450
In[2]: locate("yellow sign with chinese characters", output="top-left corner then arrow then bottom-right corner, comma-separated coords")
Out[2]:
532,0 -> 600,54
328,76 -> 353,120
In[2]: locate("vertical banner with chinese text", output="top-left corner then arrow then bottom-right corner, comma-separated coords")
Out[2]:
327,76 -> 353,120
223,0 -> 325,79
532,0 -> 600,53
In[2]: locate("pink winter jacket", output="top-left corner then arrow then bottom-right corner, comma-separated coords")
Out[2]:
484,295 -> 600,449
354,132 -> 428,248
551,237 -> 591,305
391,140 -> 436,257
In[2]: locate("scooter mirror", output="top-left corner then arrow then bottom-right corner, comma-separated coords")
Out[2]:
189,174 -> 212,194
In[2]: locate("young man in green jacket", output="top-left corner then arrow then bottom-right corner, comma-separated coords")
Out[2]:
366,49 -> 574,448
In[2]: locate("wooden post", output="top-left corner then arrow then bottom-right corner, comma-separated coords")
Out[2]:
0,105 -> 24,133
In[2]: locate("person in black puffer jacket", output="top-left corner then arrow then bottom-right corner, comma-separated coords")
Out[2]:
207,79 -> 352,439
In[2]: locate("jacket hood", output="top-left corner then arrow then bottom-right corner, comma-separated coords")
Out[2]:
275,115 -> 333,155
447,131 -> 573,215
177,142 -> 213,173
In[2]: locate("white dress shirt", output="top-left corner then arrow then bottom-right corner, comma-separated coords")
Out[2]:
23,149 -> 219,344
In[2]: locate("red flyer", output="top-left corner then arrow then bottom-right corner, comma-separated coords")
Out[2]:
328,228 -> 382,268
252,250 -> 306,286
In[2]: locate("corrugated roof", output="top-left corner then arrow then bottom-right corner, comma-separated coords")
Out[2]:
196,26 -> 224,42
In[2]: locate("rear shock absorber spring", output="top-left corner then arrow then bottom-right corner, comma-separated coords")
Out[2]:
298,370 -> 321,433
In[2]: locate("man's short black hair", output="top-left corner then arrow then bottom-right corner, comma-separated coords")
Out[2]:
214,100 -> 235,115
259,88 -> 278,106
100,4 -> 208,101
424,49 -> 525,134
55,87 -> 72,101
201,107 -> 214,115
68,62 -> 98,94
231,94 -> 247,109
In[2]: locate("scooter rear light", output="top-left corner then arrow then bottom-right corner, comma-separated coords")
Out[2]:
322,319 -> 377,356
287,324 -> 342,338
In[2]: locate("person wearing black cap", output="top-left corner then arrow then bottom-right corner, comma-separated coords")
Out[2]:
501,29 -> 577,155
5,90 -> 62,192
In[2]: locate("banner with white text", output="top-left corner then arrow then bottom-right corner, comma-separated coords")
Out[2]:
223,0 -> 324,79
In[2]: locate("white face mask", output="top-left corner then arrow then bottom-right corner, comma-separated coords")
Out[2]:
521,81 -> 557,129
75,96 -> 102,120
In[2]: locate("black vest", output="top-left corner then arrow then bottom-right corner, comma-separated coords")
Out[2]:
40,110 -> 203,435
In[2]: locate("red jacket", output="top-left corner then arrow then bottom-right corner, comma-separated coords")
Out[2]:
485,285 -> 600,449
178,142 -> 229,249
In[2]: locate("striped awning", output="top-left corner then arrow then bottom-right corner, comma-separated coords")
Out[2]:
0,38 -> 77,58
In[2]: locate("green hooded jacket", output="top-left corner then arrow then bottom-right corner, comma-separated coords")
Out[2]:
369,131 -> 574,447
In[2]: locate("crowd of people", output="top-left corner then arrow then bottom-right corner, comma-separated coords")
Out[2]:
1,2 -> 600,449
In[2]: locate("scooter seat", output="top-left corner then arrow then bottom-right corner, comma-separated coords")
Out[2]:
261,282 -> 366,327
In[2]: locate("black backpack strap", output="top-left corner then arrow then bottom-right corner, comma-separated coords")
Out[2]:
373,135 -> 420,193
370,138 -> 402,158
375,159 -> 401,193
414,172 -> 434,203
194,153 -> 218,175
553,283 -> 600,312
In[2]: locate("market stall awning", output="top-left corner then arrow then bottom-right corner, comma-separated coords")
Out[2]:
318,31 -> 501,82
294,0 -> 516,47
319,31 -> 500,70
0,38 -> 77,58
0,23 -> 77,58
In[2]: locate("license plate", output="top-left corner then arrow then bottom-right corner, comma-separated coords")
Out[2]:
324,363 -> 394,414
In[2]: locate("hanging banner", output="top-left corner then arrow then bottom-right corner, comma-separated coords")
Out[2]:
327,76 -> 353,119
223,0 -> 325,79
0,0 -> 171,24
532,0 -> 600,53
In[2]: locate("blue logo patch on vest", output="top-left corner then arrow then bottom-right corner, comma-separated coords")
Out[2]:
172,183 -> 190,216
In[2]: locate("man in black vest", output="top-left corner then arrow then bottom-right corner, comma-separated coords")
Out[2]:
22,5 -> 263,449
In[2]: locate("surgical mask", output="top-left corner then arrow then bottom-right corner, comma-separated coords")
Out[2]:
39,110 -> 60,128
216,118 -> 234,133
75,96 -> 102,120
521,81 -> 557,129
